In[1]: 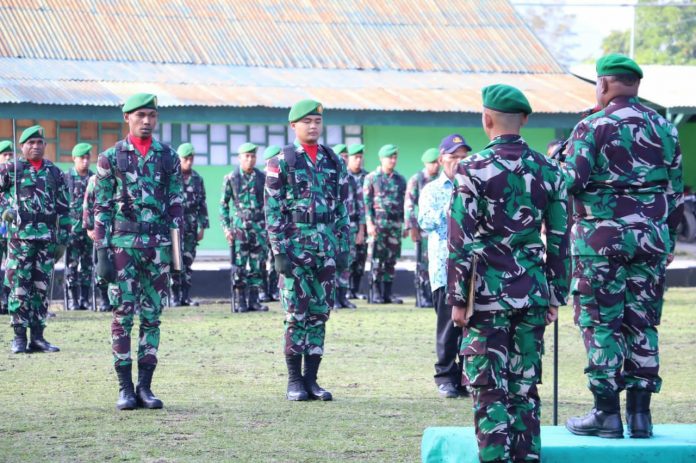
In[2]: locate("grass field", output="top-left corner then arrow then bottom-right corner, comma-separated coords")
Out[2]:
1,289 -> 695,463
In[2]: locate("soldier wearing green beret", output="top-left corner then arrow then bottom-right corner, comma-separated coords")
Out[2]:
346,143 -> 369,299
170,143 -> 209,307
220,142 -> 269,312
363,144 -> 407,304
265,99 -> 350,401
0,140 -> 13,314
405,147 -> 441,308
564,55 -> 682,439
63,143 -> 95,311
0,125 -> 71,354
94,92 -> 184,410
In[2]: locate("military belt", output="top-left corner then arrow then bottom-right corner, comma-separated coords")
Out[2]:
349,214 -> 360,222
18,212 -> 56,224
291,211 -> 334,224
114,220 -> 169,235
376,211 -> 403,221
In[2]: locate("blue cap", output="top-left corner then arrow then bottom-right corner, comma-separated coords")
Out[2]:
439,134 -> 472,154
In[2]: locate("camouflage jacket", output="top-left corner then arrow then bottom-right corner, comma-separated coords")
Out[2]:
447,135 -> 569,311
182,170 -> 209,234
562,96 -> 683,256
363,167 -> 407,230
405,169 -> 439,229
0,158 -> 70,243
94,137 -> 184,249
264,143 -> 350,258
346,168 -> 366,227
65,167 -> 94,234
82,175 -> 97,231
220,167 -> 265,234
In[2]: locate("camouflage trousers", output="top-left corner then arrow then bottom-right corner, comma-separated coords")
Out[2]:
572,254 -> 665,396
350,242 -> 367,284
233,227 -> 267,290
5,239 -> 56,328
110,246 -> 171,367
172,231 -> 198,290
374,226 -> 402,283
281,249 -> 335,356
460,307 -> 547,463
337,223 -> 359,289
65,231 -> 94,288
415,237 -> 430,290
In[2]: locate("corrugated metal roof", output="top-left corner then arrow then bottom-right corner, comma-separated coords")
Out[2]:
0,0 -> 563,74
0,58 -> 594,113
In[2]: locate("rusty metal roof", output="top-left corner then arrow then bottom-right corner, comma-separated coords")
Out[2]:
0,57 -> 594,113
0,0 -> 563,74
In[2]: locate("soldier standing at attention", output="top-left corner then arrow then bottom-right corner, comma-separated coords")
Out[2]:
0,125 -> 70,353
220,143 -> 269,313
363,144 -> 406,304
405,147 -> 441,307
83,174 -> 111,311
447,85 -> 569,462
265,99 -> 350,401
346,143 -> 369,299
94,93 -> 184,410
64,143 -> 95,310
172,143 -> 208,307
0,141 -> 13,315
564,55 -> 683,439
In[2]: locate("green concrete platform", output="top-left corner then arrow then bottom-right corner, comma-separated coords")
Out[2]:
422,425 -> 696,463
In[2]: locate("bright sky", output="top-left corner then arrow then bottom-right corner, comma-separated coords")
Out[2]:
510,0 -> 637,64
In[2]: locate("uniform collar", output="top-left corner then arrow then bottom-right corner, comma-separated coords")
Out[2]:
484,134 -> 524,150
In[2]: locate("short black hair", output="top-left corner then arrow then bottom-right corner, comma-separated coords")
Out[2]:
608,73 -> 640,86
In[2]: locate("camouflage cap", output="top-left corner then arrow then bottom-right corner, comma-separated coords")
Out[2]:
378,144 -> 398,158
237,142 -> 258,154
72,142 -> 92,157
421,148 -> 439,163
482,84 -> 532,115
177,142 -> 195,158
333,144 -> 347,155
348,143 -> 365,156
263,145 -> 281,161
19,125 -> 45,144
122,93 -> 158,113
288,99 -> 323,123
596,53 -> 643,78
0,140 -> 13,154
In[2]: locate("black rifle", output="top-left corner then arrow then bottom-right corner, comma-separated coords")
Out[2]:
415,240 -> 423,307
230,240 -> 237,313
553,317 -> 559,425
62,244 -> 71,310
367,238 -> 377,303
91,244 -> 97,311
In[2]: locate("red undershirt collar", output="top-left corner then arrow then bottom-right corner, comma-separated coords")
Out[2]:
129,135 -> 153,157
302,143 -> 318,164
28,159 -> 43,170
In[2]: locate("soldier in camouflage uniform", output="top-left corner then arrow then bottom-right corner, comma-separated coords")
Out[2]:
171,143 -> 209,307
64,143 -> 95,310
262,145 -> 281,302
346,143 -> 369,299
405,148 -> 441,308
220,142 -> 269,313
0,125 -> 70,354
82,174 -> 111,311
94,93 -> 184,410
363,144 -> 406,304
447,85 -> 569,462
0,141 -> 12,315
265,99 -> 349,401
564,55 -> 683,439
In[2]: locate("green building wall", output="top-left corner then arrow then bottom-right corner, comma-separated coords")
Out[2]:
679,122 -> 696,191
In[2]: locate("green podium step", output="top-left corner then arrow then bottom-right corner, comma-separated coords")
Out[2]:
422,425 -> 696,463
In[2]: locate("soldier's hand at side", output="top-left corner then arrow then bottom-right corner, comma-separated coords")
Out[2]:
667,254 -> 674,265
224,229 -> 234,244
402,228 -> 409,238
356,227 -> 365,245
367,221 -> 376,238
87,230 -> 96,241
197,229 -> 205,242
409,228 -> 421,242
546,306 -> 559,325
96,248 -> 116,283
53,245 -> 66,261
452,305 -> 470,328
274,253 -> 292,277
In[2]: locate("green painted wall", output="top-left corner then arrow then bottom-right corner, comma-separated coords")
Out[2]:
678,122 -> 696,191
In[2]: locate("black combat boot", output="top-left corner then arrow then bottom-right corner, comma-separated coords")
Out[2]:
383,282 -> 403,304
370,281 -> 384,304
180,287 -> 199,307
566,392 -> 624,438
303,355 -> 332,401
236,288 -> 249,313
285,355 -> 308,401
337,287 -> 356,309
136,363 -> 164,409
79,285 -> 90,310
170,284 -> 182,307
97,285 -> 111,312
422,284 -> 434,308
626,389 -> 653,438
11,325 -> 28,354
115,364 -> 137,410
67,285 -> 80,311
248,288 -> 269,312
352,273 -> 367,300
28,324 -> 60,353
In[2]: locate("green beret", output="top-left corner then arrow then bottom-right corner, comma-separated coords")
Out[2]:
0,140 -> 13,154
596,53 -> 643,79
72,142 -> 92,157
19,125 -> 45,144
288,99 -> 323,123
177,142 -> 195,158
122,93 -> 158,113
237,142 -> 258,154
482,84 -> 532,115
348,143 -> 365,156
263,145 -> 281,161
333,144 -> 347,155
378,144 -> 398,158
421,148 -> 439,164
